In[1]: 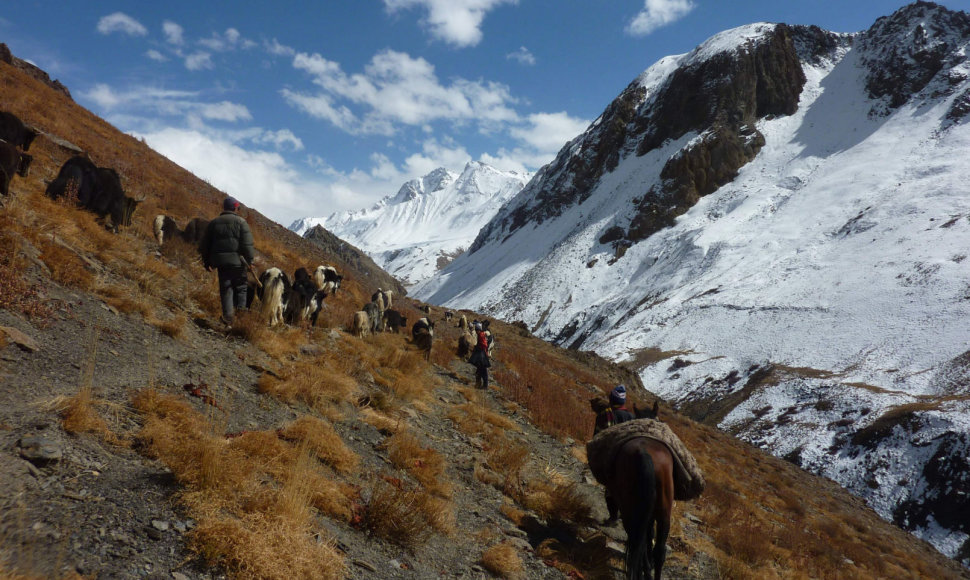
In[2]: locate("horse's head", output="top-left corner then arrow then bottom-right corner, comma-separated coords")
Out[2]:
634,400 -> 660,420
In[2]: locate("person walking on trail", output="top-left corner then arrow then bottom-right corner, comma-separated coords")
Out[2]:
469,321 -> 491,389
199,196 -> 256,326
594,384 -> 635,524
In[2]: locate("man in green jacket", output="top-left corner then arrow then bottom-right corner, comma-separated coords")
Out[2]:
199,197 -> 256,325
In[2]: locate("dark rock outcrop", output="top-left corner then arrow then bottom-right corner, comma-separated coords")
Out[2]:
858,1 -> 970,111
623,24 -> 804,244
473,24 -> 808,253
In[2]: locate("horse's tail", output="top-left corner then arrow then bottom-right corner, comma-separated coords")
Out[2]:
625,446 -> 656,579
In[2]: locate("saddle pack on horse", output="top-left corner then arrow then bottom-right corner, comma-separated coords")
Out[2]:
587,418 -> 705,501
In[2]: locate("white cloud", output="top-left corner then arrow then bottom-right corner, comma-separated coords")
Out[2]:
284,49 -> 518,135
510,112 -> 588,155
265,38 -> 295,57
383,0 -> 517,47
255,129 -> 304,151
403,139 -> 472,177
200,101 -> 252,122
137,127 -> 315,224
97,12 -> 148,37
184,52 -> 214,71
146,50 -> 168,62
626,0 -> 695,36
280,89 -> 359,133
506,46 -> 536,66
80,84 -> 258,129
163,21 -> 184,45
200,28 -> 256,51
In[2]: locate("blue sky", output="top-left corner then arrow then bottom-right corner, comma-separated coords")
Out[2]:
2,1 -> 968,226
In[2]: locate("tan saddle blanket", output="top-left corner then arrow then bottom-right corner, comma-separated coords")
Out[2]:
586,418 -> 705,501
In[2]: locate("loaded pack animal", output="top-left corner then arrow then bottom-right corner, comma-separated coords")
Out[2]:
0,140 -> 32,197
456,330 -> 474,360
381,309 -> 407,333
0,111 -> 37,151
587,400 -> 705,580
286,267 -> 327,326
457,314 -> 468,331
371,288 -> 387,317
46,156 -> 144,232
313,265 -> 342,297
153,215 -> 210,247
256,267 -> 290,326
362,301 -> 382,333
351,310 -> 369,338
411,317 -> 434,361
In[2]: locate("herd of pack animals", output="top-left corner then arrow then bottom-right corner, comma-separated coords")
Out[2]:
1,108 -> 694,580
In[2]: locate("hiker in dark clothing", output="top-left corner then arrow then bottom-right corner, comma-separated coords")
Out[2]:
593,384 -> 635,524
199,196 -> 256,325
469,321 -> 491,389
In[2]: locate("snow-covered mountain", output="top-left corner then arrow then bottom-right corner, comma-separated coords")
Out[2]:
415,2 -> 970,564
290,161 -> 529,286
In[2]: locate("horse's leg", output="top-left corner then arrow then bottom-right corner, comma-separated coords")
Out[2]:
648,443 -> 675,580
616,440 -> 656,580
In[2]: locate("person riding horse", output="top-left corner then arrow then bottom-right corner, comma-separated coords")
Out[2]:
593,384 -> 635,524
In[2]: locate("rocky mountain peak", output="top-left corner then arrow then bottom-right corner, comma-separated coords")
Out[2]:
859,1 -> 970,112
470,22 -> 807,254
392,167 -> 456,203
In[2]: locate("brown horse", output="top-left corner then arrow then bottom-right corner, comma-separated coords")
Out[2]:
595,401 -> 674,580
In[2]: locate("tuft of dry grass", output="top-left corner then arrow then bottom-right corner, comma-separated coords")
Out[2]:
364,478 -> 454,547
481,542 -> 525,579
278,415 -> 359,474
189,511 -> 345,580
149,312 -> 187,339
385,430 -> 452,498
258,360 -> 359,413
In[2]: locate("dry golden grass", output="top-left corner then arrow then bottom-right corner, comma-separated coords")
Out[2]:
481,542 -> 525,579
278,415 -> 359,474
493,346 -> 602,441
522,478 -> 593,525
132,388 -> 351,576
385,430 -> 452,498
52,385 -> 125,446
359,407 -> 404,434
364,478 -> 454,547
188,511 -> 345,580
257,359 -> 359,413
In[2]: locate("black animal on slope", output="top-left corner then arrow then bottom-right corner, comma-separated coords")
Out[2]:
0,111 -> 37,152
382,309 -> 407,333
153,215 -> 210,247
46,156 -> 143,231
0,140 -> 32,197
411,317 -> 435,361
182,217 -> 210,245
286,267 -> 327,326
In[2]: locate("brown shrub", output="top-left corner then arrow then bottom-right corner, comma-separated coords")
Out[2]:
364,479 -> 451,547
385,431 -> 452,498
278,415 -> 359,474
189,512 -> 344,580
481,542 -> 524,579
